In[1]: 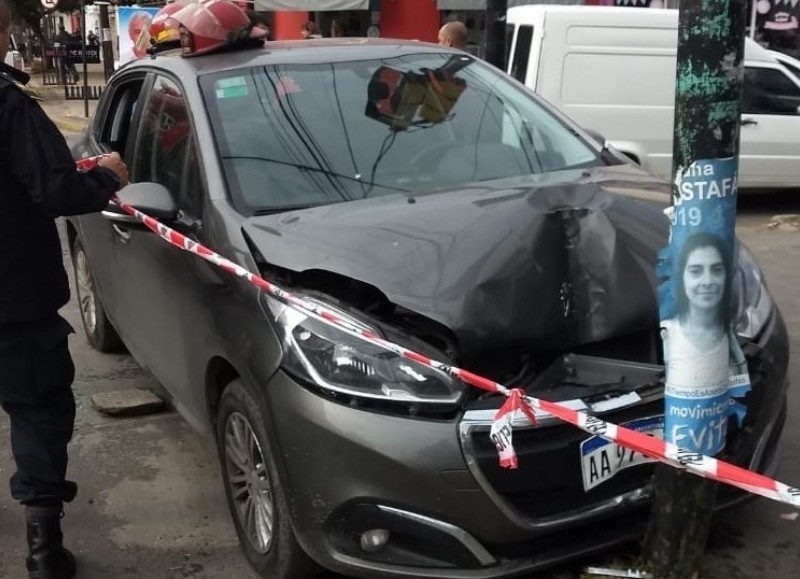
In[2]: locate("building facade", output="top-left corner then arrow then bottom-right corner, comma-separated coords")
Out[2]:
258,1 -> 684,50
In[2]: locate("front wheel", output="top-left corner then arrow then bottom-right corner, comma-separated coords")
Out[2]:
216,379 -> 319,579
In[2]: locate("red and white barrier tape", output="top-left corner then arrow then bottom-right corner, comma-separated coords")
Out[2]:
81,157 -> 800,508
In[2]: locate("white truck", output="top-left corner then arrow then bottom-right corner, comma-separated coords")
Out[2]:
505,5 -> 800,190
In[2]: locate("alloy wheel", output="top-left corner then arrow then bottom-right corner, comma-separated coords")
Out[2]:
224,412 -> 275,554
75,249 -> 97,335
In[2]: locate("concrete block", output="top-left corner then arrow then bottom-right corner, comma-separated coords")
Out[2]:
91,388 -> 166,417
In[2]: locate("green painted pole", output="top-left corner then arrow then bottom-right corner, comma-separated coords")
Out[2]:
642,2 -> 749,578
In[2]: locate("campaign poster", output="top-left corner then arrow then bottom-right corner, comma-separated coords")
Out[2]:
117,6 -> 161,65
657,157 -> 751,456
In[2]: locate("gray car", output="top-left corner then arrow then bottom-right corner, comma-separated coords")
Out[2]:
67,39 -> 789,579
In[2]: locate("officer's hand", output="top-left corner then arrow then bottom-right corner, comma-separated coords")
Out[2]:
98,153 -> 129,189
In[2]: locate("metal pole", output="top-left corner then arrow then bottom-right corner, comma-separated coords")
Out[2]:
642,1 -> 749,577
81,0 -> 89,117
98,2 -> 114,81
749,0 -> 758,39
484,0 -> 508,69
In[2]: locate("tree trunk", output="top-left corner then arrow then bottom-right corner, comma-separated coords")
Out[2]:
643,468 -> 719,578
643,2 -> 749,577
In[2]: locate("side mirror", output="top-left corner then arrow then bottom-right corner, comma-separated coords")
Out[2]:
583,128 -> 607,147
102,182 -> 178,223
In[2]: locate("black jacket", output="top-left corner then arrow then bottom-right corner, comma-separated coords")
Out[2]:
0,63 -> 120,325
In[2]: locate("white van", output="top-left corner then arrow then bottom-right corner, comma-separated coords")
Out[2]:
505,6 -> 800,189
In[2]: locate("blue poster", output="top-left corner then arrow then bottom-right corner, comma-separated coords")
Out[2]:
657,157 -> 751,455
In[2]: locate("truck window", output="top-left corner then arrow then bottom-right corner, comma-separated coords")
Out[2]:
742,66 -> 800,116
511,25 -> 533,84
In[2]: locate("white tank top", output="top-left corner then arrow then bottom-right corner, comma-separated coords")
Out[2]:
662,319 -> 729,398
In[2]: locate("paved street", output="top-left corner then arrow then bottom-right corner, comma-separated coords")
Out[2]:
0,129 -> 798,577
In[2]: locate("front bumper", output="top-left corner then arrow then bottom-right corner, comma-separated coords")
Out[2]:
264,310 -> 789,579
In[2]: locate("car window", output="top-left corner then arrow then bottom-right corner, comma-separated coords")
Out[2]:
200,53 -> 599,215
742,66 -> 800,116
133,75 -> 204,216
96,76 -> 146,156
510,25 -> 533,83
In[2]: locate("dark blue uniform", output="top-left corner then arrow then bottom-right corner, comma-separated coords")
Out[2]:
0,62 -> 119,508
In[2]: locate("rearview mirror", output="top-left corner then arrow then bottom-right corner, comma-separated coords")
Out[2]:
102,182 -> 178,223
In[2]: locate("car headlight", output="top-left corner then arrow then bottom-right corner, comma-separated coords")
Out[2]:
733,244 -> 774,341
265,295 -> 464,404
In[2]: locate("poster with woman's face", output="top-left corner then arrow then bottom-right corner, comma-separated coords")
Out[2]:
117,6 -> 161,65
658,157 -> 751,456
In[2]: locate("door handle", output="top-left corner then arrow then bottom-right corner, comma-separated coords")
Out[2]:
101,209 -> 139,224
741,118 -> 758,127
111,223 -> 131,244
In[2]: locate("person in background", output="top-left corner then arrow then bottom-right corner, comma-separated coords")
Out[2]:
438,20 -> 468,50
331,19 -> 348,38
0,1 -> 129,576
54,23 -> 78,83
300,21 -> 322,39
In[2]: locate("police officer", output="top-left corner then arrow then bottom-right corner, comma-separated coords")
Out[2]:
0,2 -> 128,577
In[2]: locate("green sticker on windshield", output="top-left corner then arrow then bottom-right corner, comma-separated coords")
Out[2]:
215,76 -> 248,99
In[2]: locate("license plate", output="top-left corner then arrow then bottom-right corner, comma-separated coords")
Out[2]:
580,416 -> 664,492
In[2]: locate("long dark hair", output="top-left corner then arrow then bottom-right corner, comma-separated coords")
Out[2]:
674,231 -> 732,321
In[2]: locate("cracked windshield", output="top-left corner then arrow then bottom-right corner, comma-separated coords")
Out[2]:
201,53 -> 600,214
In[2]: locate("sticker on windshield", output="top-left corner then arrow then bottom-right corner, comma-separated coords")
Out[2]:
215,76 -> 249,99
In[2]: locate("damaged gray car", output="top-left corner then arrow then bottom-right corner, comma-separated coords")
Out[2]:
67,39 -> 789,579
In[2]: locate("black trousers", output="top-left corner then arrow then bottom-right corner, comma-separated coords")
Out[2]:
0,315 -> 77,507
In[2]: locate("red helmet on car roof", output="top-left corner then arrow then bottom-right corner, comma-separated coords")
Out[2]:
149,1 -> 187,48
166,0 -> 266,57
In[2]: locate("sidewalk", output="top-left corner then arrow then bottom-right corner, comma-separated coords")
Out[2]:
27,62 -> 107,134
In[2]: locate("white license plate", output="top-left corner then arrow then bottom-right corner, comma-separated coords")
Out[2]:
580,416 -> 664,492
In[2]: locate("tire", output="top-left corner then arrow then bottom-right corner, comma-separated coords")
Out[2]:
71,237 -> 122,352
216,379 -> 319,579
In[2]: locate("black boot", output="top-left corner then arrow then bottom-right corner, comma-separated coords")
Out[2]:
25,506 -> 76,579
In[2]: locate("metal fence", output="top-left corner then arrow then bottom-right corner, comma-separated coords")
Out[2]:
42,42 -> 105,101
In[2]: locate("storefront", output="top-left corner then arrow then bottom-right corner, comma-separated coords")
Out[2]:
253,0 -> 375,40
584,1 -> 679,6
258,0 -> 588,46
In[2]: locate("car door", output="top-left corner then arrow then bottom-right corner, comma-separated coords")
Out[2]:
73,72 -> 149,328
738,64 -> 800,188
108,73 -> 213,408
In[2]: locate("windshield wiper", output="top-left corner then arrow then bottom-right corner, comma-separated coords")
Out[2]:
220,155 -> 410,193
251,204 -> 319,216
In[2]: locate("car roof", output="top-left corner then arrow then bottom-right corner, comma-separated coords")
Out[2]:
120,38 -> 463,78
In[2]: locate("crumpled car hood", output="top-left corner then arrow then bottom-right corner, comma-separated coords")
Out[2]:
243,166 -> 671,355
